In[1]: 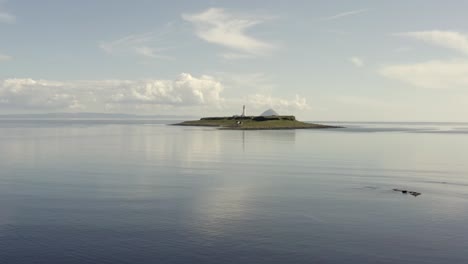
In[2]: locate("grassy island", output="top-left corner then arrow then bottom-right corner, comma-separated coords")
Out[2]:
173,115 -> 341,130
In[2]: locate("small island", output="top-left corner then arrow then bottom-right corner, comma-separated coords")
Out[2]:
173,107 -> 341,130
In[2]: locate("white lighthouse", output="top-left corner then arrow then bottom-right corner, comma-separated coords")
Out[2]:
241,105 -> 246,117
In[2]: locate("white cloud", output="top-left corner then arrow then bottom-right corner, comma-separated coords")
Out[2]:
321,8 -> 369,21
398,31 -> 468,55
110,73 -> 224,106
100,29 -> 173,60
182,8 -> 275,57
379,60 -> 468,89
0,79 -> 82,109
0,73 -> 309,114
0,74 -> 224,111
381,31 -> 468,89
349,56 -> 364,67
0,53 -> 11,61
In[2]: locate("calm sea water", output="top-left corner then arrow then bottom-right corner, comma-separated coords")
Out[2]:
1,120 -> 467,264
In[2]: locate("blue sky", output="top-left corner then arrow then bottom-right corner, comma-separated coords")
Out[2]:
1,0 -> 468,121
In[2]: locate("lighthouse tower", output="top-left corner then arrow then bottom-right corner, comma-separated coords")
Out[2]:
241,105 -> 246,117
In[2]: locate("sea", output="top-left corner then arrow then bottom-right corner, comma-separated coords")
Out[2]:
0,119 -> 467,264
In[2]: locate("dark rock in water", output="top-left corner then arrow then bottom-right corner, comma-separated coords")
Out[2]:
409,191 -> 421,197
393,188 -> 421,197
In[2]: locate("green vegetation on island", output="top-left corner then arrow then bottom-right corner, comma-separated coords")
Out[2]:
173,109 -> 341,130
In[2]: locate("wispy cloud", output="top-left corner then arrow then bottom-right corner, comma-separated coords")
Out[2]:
381,31 -> 468,89
321,8 -> 369,21
182,8 -> 275,58
380,60 -> 468,89
99,26 -> 174,60
397,30 -> 468,55
0,53 -> 11,61
349,56 -> 364,67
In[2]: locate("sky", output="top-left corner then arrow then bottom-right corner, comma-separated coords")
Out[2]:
1,0 -> 468,121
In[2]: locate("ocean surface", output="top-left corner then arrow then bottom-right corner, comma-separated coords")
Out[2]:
1,120 -> 467,264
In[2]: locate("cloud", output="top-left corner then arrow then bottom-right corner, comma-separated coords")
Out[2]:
182,8 -> 275,57
0,73 -> 224,111
381,31 -> 468,89
379,60 -> 468,89
0,53 -> 11,61
398,30 -> 468,55
0,79 -> 83,109
100,29 -> 173,60
349,56 -> 364,67
0,73 -> 309,114
321,8 -> 369,21
110,73 -> 224,106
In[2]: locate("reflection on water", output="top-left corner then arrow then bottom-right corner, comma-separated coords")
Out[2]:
0,120 -> 467,264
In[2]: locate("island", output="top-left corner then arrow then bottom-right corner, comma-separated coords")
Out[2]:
173,107 -> 341,130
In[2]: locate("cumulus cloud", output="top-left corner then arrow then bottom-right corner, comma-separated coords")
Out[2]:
379,60 -> 468,89
182,8 -> 275,57
0,79 -> 83,109
0,73 -> 310,114
0,73 -> 224,111
349,56 -> 364,67
110,73 -> 224,106
398,30 -> 468,55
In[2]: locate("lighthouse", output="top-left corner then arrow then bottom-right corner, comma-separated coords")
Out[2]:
242,105 -> 246,117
